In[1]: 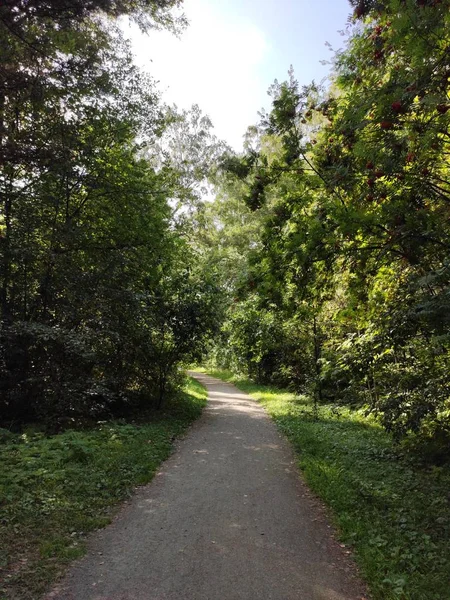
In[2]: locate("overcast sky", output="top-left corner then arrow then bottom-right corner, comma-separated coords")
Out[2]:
123,0 -> 352,150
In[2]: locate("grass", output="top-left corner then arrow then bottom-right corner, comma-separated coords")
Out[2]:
0,376 -> 207,600
202,368 -> 450,600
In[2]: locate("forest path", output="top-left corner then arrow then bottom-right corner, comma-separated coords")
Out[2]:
48,373 -> 365,600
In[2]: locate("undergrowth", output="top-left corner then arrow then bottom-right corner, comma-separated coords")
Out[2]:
0,376 -> 207,600
203,369 -> 450,600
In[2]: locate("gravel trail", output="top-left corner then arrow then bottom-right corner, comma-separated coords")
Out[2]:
48,373 -> 366,600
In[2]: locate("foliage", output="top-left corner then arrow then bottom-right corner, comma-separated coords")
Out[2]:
0,0 -> 186,35
132,262 -> 224,408
204,0 -> 450,458
0,377 -> 207,600
0,0 -> 221,426
205,369 -> 450,600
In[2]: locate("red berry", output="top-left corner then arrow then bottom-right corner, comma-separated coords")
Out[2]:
391,101 -> 403,113
375,169 -> 384,178
367,178 -> 375,187
437,104 -> 450,114
366,161 -> 374,169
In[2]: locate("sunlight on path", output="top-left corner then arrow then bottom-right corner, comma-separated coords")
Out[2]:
48,373 -> 366,600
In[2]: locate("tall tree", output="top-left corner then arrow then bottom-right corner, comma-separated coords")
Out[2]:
206,0 -> 450,456
0,0 -> 222,426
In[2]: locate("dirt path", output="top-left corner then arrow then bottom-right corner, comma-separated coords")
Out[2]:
48,373 -> 366,600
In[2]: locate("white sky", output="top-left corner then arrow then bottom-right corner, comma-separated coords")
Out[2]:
122,0 -> 351,151
124,1 -> 269,150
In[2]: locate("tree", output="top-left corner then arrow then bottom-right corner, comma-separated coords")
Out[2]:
0,0 -> 223,426
205,0 -> 450,456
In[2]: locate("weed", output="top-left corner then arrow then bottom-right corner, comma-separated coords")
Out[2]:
0,377 -> 207,600
205,369 -> 450,600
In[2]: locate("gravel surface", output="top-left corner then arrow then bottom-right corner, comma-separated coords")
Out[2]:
47,373 -> 366,600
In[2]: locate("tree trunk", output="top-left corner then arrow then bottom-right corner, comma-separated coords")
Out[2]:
313,315 -> 323,403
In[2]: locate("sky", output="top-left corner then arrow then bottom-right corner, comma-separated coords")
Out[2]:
124,0 -> 352,151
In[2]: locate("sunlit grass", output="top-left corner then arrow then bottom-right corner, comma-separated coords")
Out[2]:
203,369 -> 450,600
0,377 -> 207,600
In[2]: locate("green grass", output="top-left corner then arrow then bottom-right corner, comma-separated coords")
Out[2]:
202,369 -> 450,600
0,376 -> 207,600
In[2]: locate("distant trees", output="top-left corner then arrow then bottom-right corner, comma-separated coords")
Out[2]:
205,0 -> 450,457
